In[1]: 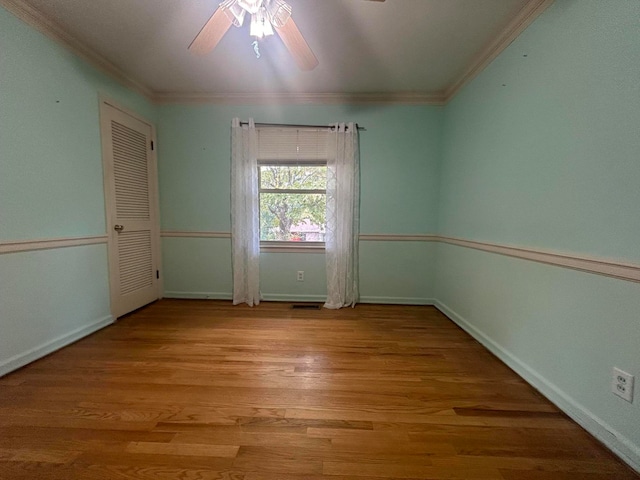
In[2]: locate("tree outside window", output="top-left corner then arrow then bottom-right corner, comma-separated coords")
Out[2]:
259,164 -> 326,242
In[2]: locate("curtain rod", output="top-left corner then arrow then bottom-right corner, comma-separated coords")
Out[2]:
240,122 -> 365,131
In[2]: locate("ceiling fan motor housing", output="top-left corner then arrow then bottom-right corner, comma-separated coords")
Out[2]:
222,0 -> 292,30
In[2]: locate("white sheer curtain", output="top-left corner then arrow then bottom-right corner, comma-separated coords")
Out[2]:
324,122 -> 360,309
230,118 -> 260,306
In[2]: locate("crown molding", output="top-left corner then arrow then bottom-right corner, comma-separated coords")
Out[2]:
0,0 -> 154,101
444,0 -> 554,102
152,91 -> 446,106
2,0 -> 551,106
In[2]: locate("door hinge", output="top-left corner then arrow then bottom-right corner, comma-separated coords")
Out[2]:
156,270 -> 160,279
150,140 -> 155,151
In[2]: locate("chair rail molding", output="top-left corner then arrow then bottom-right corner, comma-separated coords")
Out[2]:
0,235 -> 108,255
438,236 -> 640,284
159,230 -> 640,283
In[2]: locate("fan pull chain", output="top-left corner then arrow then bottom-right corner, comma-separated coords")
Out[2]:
252,40 -> 261,58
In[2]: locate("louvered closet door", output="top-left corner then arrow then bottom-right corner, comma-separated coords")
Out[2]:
101,102 -> 160,318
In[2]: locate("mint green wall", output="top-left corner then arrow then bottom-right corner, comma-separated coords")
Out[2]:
158,104 -> 441,303
437,0 -> 640,467
0,6 -> 156,375
0,7 -> 155,242
162,237 -> 232,298
0,246 -> 111,374
260,253 -> 327,302
360,241 -> 434,304
438,1 -> 640,259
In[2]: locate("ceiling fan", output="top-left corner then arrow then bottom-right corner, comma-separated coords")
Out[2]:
189,0 -> 385,71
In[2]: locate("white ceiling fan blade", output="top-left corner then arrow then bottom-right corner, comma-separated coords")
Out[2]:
274,17 -> 318,71
188,6 -> 234,55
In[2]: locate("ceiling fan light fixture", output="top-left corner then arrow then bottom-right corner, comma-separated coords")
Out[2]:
189,0 -> 316,70
221,0 -> 292,33
237,0 -> 263,15
250,7 -> 274,38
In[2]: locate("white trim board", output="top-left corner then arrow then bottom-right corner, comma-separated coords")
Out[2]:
153,92 -> 445,106
434,300 -> 640,474
164,292 -> 434,306
261,294 -> 327,303
438,236 -> 640,284
360,296 -> 434,306
161,231 -> 231,239
0,314 -> 114,377
359,234 -> 438,242
0,235 -> 108,255
163,291 -> 232,300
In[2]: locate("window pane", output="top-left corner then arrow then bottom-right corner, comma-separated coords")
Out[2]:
260,193 -> 326,242
260,165 -> 326,190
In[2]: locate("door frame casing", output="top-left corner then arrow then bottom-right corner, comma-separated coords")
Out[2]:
98,94 -> 163,318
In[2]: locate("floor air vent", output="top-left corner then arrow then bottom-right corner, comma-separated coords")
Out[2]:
291,304 -> 321,310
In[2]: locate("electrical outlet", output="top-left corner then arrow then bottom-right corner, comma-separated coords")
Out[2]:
297,271 -> 304,282
612,367 -> 634,403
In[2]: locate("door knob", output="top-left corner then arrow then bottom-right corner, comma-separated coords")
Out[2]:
114,224 -> 124,232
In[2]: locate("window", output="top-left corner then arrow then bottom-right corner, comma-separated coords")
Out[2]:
259,163 -> 326,242
256,128 -> 328,249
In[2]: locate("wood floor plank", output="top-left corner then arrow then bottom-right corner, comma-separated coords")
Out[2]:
8,448 -> 82,464
0,299 -> 637,479
126,441 -> 240,458
172,429 -> 333,450
322,461 -> 502,479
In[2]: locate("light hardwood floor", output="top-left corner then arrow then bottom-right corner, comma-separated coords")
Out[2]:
0,300 -> 637,479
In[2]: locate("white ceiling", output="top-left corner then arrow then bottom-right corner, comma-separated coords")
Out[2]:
8,0 -> 545,102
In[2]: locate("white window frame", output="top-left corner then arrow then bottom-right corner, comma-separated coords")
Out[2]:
256,127 -> 328,253
258,160 -> 327,253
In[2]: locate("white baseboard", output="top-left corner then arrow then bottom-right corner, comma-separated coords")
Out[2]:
360,296 -> 434,305
166,291 -> 326,303
0,314 -> 114,377
434,299 -> 640,473
261,293 -> 326,303
164,291 -> 434,306
164,291 -> 232,300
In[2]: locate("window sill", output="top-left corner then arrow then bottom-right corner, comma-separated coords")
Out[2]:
260,242 -> 325,253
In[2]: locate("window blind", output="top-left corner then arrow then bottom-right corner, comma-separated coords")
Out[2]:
257,127 -> 328,162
